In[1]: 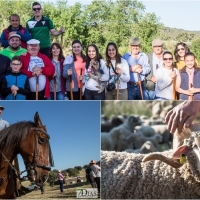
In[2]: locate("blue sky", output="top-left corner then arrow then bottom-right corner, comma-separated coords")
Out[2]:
141,1 -> 200,31
57,0 -> 200,31
1,101 -> 100,173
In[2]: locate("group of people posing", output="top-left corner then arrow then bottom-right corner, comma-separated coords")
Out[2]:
0,1 -> 199,100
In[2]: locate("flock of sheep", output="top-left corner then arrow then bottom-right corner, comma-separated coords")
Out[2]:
101,101 -> 200,199
101,101 -> 174,154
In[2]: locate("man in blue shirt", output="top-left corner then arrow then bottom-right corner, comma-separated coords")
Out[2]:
123,37 -> 150,100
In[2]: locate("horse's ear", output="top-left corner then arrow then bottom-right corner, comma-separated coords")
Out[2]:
34,112 -> 43,127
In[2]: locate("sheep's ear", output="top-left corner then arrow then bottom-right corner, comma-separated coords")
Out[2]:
172,145 -> 190,159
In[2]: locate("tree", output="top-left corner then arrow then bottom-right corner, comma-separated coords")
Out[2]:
66,168 -> 79,177
47,170 -> 57,187
0,0 -> 163,55
132,13 -> 163,53
83,164 -> 89,169
74,166 -> 82,171
191,38 -> 200,63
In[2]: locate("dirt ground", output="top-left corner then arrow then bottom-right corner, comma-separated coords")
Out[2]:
18,188 -> 77,199
18,181 -> 100,199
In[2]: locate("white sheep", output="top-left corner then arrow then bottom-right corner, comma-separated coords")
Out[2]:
135,124 -> 172,148
125,141 -> 157,154
134,131 -> 162,149
101,116 -> 141,151
101,123 -> 200,199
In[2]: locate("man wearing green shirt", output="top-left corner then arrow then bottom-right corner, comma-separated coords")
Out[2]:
0,34 -> 27,60
26,1 -> 65,56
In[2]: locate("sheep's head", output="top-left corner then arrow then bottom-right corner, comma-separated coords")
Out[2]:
142,131 -> 200,173
127,116 -> 142,129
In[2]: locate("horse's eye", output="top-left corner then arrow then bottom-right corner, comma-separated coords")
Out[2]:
38,137 -> 45,144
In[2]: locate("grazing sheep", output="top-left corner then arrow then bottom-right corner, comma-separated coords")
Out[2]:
101,116 -> 141,151
134,131 -> 162,149
136,126 -> 156,137
101,116 -> 123,132
125,141 -> 157,154
151,124 -> 173,148
101,123 -> 200,199
117,114 -> 128,123
115,133 -> 137,152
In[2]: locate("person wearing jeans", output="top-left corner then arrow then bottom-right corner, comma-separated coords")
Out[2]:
40,185 -> 44,194
56,170 -> 65,193
122,37 -> 151,100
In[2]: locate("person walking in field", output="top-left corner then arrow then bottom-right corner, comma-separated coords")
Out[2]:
56,170 -> 65,193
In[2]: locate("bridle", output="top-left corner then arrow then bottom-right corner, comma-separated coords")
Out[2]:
25,127 -> 52,173
0,127 -> 52,180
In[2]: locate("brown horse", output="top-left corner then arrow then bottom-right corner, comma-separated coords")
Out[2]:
0,112 -> 54,199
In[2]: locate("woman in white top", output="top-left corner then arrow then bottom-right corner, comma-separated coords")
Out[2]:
154,51 -> 177,100
105,42 -> 130,100
83,44 -> 109,100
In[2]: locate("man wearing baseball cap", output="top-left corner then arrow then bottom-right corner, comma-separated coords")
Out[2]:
0,33 -> 27,59
20,38 -> 54,100
145,38 -> 164,100
122,37 -> 150,100
0,105 -> 9,130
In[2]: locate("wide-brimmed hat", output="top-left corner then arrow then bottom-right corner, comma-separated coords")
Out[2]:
129,37 -> 140,46
9,33 -> 21,40
27,39 -> 40,45
90,160 -> 96,164
0,105 -> 5,110
58,170 -> 61,173
152,38 -> 163,47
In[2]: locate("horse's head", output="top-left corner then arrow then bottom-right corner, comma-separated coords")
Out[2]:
19,112 -> 54,186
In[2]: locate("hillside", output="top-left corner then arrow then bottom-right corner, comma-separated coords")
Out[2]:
160,27 -> 200,52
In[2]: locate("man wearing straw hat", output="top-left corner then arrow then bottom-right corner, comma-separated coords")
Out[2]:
90,160 -> 101,195
0,105 -> 9,130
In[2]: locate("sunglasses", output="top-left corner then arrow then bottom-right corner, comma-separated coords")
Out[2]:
33,7 -> 41,11
163,58 -> 173,61
177,48 -> 185,52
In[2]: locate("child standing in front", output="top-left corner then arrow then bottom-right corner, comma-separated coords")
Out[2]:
176,52 -> 200,100
1,56 -> 30,100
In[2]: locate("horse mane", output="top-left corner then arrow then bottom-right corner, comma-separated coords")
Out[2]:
0,121 -> 36,150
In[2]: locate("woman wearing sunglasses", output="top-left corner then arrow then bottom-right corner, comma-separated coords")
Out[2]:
154,51 -> 177,100
174,42 -> 197,69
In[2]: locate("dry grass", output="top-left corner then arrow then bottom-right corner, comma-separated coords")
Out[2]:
18,181 -> 98,199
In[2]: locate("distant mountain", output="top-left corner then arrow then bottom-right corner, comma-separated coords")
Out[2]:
160,27 -> 200,51
161,27 -> 200,42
